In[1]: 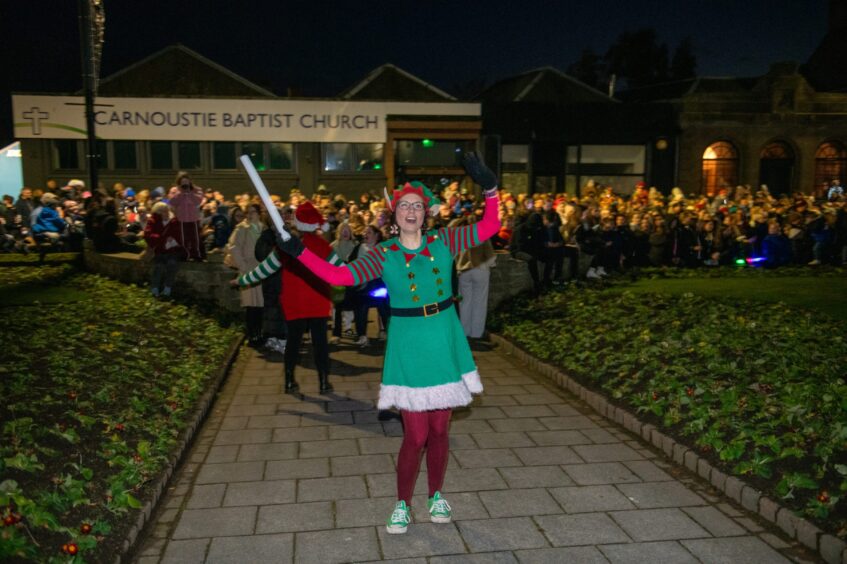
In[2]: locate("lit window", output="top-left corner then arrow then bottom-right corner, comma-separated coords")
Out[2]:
814,141 -> 846,194
701,141 -> 738,195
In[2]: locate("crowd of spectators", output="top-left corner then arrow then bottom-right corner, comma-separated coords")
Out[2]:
3,175 -> 845,291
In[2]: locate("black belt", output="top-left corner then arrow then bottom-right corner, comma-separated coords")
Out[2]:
390,298 -> 454,318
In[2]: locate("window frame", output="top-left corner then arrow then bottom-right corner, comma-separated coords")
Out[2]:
321,142 -> 384,173
701,140 -> 740,195
212,141 -> 296,171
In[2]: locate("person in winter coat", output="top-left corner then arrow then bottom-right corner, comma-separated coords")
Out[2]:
350,224 -> 390,347
226,204 -> 266,345
169,171 -> 206,261
456,215 -> 496,339
89,198 -> 139,254
254,217 -> 287,354
648,217 -> 669,266
143,201 -> 182,297
329,221 -> 359,344
31,193 -> 67,245
761,221 -> 792,268
575,212 -> 606,279
511,211 -> 545,293
235,201 -> 344,394
541,209 -> 565,288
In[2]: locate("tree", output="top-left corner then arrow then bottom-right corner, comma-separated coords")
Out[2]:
567,48 -> 605,91
604,28 -> 670,89
567,29 -> 697,92
670,37 -> 697,81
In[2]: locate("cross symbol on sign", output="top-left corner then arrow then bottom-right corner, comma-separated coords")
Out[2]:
22,107 -> 50,135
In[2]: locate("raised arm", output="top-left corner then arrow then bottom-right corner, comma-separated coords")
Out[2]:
238,246 -> 346,287
275,235 -> 384,287
439,154 -> 500,255
237,249 -> 282,286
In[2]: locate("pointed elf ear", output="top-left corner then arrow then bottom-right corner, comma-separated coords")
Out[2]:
384,187 -> 393,211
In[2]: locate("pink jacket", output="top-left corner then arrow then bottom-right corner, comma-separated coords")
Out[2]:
169,188 -> 204,222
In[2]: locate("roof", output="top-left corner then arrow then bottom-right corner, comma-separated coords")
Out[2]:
339,64 -> 456,101
617,77 -> 759,103
94,44 -> 277,98
478,67 -> 613,104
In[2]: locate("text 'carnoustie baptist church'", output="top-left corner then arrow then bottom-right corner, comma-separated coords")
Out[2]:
93,110 -> 380,130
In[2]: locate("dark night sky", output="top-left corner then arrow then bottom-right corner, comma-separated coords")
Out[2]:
0,0 -> 828,146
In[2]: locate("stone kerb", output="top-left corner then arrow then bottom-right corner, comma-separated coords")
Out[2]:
82,240 -> 241,313
488,332 -> 847,564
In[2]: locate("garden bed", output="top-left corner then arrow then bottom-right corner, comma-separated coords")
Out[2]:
0,266 -> 240,562
489,267 -> 847,540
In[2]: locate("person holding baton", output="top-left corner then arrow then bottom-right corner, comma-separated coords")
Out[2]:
267,154 -> 500,534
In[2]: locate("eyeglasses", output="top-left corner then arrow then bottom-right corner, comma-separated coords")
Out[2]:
397,201 -> 425,212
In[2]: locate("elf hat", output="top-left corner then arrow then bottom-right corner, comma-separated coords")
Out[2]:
384,181 -> 441,216
294,201 -> 329,232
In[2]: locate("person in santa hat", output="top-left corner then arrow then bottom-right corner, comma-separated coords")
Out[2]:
235,200 -> 343,394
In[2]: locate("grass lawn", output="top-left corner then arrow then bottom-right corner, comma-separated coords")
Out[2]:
0,253 -> 80,265
0,265 -> 240,562
618,276 -> 847,321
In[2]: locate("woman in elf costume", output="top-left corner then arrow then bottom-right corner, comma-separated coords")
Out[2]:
274,154 -> 500,534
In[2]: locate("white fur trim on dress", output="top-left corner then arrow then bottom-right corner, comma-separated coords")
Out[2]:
462,370 -> 483,393
378,370 -> 483,412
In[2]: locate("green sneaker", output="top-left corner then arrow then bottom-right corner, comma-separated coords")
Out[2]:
427,491 -> 452,523
386,500 -> 411,534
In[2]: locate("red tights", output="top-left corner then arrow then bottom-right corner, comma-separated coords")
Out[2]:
396,409 -> 452,506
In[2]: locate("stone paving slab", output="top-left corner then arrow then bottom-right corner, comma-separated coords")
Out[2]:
598,540 -> 700,563
255,501 -> 333,533
536,512 -> 631,546
610,508 -> 711,541
294,527 -> 380,563
136,343 -> 821,563
206,533 -> 294,563
457,517 -> 549,551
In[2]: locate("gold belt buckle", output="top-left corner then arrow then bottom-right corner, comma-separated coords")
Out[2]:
423,302 -> 439,317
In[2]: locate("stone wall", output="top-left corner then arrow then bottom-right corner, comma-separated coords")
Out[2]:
83,244 -> 532,316
487,252 -> 534,309
82,241 -> 242,313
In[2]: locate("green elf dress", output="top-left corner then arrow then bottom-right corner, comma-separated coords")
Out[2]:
269,182 -> 499,411
353,226 -> 484,411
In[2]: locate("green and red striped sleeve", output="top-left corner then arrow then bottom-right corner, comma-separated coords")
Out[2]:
437,225 -> 480,257
346,246 -> 387,285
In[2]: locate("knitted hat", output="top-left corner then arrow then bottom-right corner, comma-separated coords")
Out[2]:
294,201 -> 329,232
124,188 -> 136,198
67,179 -> 85,188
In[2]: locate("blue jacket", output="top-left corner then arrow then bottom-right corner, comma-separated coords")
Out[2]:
762,234 -> 791,267
32,207 -> 66,234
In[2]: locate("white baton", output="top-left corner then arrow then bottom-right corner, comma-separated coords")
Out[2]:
239,154 -> 290,241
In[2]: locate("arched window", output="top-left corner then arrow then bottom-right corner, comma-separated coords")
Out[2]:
814,141 -> 846,195
701,141 -> 738,196
759,141 -> 795,195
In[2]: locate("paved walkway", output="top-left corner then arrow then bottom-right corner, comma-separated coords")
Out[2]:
134,338 -> 820,563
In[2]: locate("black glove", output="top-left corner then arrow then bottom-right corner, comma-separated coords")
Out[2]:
463,152 -> 498,192
275,231 -> 305,257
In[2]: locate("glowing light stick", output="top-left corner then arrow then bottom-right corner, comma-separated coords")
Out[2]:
240,154 -> 290,241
